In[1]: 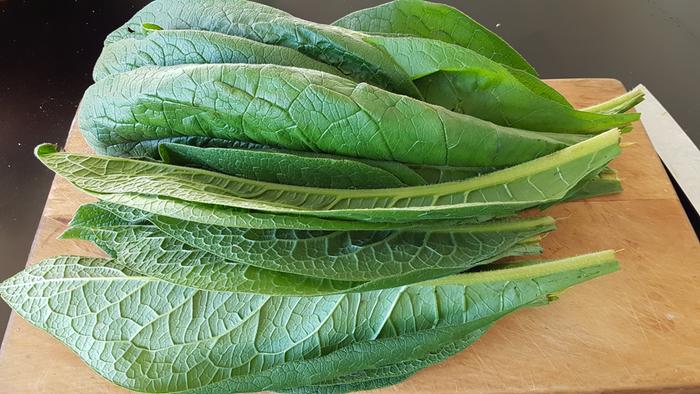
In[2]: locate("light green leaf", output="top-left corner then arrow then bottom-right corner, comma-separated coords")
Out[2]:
37,129 -> 620,223
61,224 -> 369,295
141,22 -> 162,31
89,194 -> 437,231
0,252 -> 618,393
71,201 -> 553,282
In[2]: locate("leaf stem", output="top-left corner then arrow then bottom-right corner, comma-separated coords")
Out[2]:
422,250 -> 618,286
581,86 -> 644,115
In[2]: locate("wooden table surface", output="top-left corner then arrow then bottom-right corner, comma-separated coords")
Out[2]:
0,79 -> 698,393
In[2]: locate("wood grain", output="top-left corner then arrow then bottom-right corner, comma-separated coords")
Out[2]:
0,79 -> 698,393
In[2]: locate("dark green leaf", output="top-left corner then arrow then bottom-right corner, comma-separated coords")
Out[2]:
103,0 -> 420,97
367,35 -> 640,134
94,30 -> 344,81
333,0 -> 537,75
80,63 -> 567,165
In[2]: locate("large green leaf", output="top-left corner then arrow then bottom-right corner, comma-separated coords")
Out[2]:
94,30 -> 344,81
332,0 -> 537,75
286,328 -> 482,393
366,35 -> 640,134
102,0 -> 420,97
94,3 -> 640,134
149,215 -> 548,283
0,252 -> 618,393
159,142 -> 620,203
95,176 -> 623,234
90,193 -> 485,231
37,129 -> 620,223
159,142 -> 419,189
80,63 -> 567,164
69,201 -> 553,282
62,224 -> 371,295
159,142 -> 496,188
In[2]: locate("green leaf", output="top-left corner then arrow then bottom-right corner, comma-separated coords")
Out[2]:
80,63 -> 567,165
67,202 -> 151,227
366,35 -> 640,134
94,137 -> 273,160
159,142 -> 622,204
503,65 -> 572,107
103,0 -> 421,97
70,201 -> 553,283
286,373 -> 414,394
37,129 -> 620,223
61,224 -> 370,295
149,215 -> 550,283
332,0 -> 537,75
0,252 -> 618,393
159,142 -> 500,188
94,30 -> 344,81
283,332 -> 472,393
556,168 -> 622,203
286,328 -> 477,393
89,193 -> 442,231
159,142 -> 413,189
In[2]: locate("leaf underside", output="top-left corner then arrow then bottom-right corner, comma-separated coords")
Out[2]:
0,253 -> 618,393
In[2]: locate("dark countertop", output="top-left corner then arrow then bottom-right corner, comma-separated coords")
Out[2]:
1,0 -> 698,337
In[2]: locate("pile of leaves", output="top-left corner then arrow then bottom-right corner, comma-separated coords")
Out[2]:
0,1 -> 642,393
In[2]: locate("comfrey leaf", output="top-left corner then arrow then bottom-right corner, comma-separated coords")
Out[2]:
103,0 -> 421,97
36,129 -> 621,223
0,252 -> 617,393
80,63 -> 567,163
94,30 -> 344,81
333,0 -> 537,75
67,202 -> 553,283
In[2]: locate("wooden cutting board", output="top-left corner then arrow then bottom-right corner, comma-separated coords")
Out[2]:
0,79 -> 698,393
